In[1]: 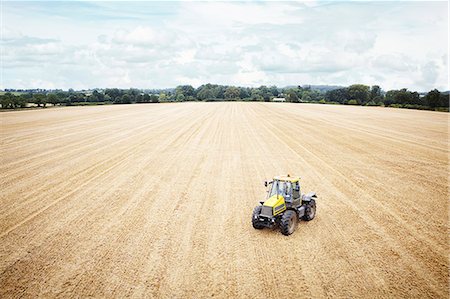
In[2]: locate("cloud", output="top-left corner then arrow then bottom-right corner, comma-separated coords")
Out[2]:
2,1 -> 448,91
417,61 -> 440,89
112,26 -> 174,46
371,54 -> 417,72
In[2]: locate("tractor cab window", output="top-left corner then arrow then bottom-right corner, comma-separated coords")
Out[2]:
293,182 -> 300,198
285,182 -> 292,196
268,181 -> 292,198
268,181 -> 280,197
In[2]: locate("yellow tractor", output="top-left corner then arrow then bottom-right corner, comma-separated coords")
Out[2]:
252,175 -> 317,236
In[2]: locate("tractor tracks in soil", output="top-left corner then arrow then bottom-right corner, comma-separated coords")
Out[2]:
0,102 -> 448,298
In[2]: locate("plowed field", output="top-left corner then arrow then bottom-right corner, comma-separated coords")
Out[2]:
0,103 -> 448,298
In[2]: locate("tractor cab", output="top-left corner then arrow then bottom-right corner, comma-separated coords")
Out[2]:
265,175 -> 301,205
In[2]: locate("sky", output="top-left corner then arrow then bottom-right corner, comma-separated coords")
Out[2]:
1,1 -> 449,91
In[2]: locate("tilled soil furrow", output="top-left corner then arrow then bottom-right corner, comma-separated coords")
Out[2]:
251,103 -> 447,297
255,103 -> 447,254
0,105 -> 189,202
0,103 -> 447,298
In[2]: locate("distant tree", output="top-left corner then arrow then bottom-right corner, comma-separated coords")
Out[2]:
250,89 -> 263,101
301,94 -> 312,102
91,90 -> 104,102
150,94 -> 159,103
348,84 -> 370,105
176,93 -> 185,102
384,90 -> 397,106
239,87 -> 250,99
258,85 -> 271,102
14,95 -> 27,108
370,85 -> 383,103
423,89 -> 449,108
141,94 -> 151,103
396,89 -> 411,105
425,89 -> 441,108
310,90 -> 323,102
286,90 -> 299,103
128,88 -> 140,102
0,92 -> 14,108
23,92 -> 34,102
159,93 -> 167,102
409,91 -> 421,105
55,92 -> 68,103
68,93 -> 85,103
118,94 -> 131,104
224,86 -> 240,100
47,94 -> 59,106
384,89 -> 424,106
440,93 -> 449,108
197,87 -> 214,101
215,86 -> 226,99
325,88 -> 348,104
33,94 -> 46,107
269,85 -> 279,97
105,88 -> 121,102
175,85 -> 195,98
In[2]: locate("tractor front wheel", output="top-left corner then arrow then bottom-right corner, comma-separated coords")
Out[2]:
252,206 -> 264,229
280,210 -> 297,236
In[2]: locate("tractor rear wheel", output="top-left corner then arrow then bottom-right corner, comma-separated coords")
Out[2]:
303,199 -> 316,221
252,206 -> 264,229
280,210 -> 297,236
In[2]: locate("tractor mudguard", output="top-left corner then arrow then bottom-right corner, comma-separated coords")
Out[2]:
296,206 -> 306,218
301,192 -> 317,202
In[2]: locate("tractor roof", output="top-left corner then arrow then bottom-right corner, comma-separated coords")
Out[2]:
273,175 -> 300,183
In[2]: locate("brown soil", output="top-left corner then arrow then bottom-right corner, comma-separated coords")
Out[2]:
0,103 -> 448,298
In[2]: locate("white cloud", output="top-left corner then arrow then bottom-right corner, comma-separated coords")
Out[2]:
112,26 -> 174,46
174,49 -> 196,64
371,54 -> 417,72
2,1 -> 448,91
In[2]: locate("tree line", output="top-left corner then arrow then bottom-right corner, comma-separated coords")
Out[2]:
1,84 -> 448,111
323,85 -> 448,109
0,88 -> 159,109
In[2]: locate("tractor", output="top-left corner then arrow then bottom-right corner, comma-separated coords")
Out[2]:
252,175 -> 317,236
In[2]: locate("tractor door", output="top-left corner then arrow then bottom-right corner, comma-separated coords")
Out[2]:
283,181 -> 293,206
292,182 -> 301,207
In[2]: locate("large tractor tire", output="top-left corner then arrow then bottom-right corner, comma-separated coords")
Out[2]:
280,210 -> 298,236
303,199 -> 316,221
252,206 -> 264,229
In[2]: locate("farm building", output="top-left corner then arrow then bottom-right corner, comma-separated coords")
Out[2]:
272,97 -> 286,102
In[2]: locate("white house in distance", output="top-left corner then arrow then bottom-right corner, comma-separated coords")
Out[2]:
272,97 -> 286,102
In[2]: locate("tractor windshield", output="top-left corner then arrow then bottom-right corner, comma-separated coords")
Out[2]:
268,180 -> 292,198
